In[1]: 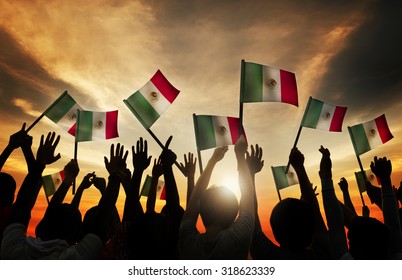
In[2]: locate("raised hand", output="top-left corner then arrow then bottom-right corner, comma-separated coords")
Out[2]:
289,147 -> 305,170
160,136 -> 177,168
179,152 -> 197,178
80,172 -> 96,190
152,157 -> 164,178
105,143 -> 128,178
63,159 -> 80,184
338,177 -> 348,192
36,132 -> 61,166
318,145 -> 332,179
93,176 -> 106,194
8,123 -> 28,150
234,135 -> 247,156
132,137 -> 152,171
211,145 -> 229,163
246,144 -> 264,175
370,156 -> 392,182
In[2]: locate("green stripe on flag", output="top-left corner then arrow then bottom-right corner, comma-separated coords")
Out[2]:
355,171 -> 367,193
44,91 -> 76,123
194,115 -> 217,150
301,98 -> 323,128
76,110 -> 93,142
42,175 -> 56,197
271,166 -> 291,190
242,62 -> 263,102
349,124 -> 371,155
140,175 -> 152,197
124,92 -> 160,129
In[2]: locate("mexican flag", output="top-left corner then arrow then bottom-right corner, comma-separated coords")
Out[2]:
75,110 -> 119,142
140,175 -> 166,200
43,91 -> 83,136
124,69 -> 180,129
355,169 -> 380,193
42,170 -> 65,197
348,114 -> 393,156
193,114 -> 246,151
271,165 -> 299,190
300,97 -> 347,132
240,61 -> 298,107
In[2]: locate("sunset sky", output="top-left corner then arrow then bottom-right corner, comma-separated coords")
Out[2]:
1,0 -> 402,240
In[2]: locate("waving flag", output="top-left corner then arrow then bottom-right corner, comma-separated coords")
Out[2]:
271,165 -> 299,190
348,114 -> 393,156
240,61 -> 298,107
355,169 -> 380,193
75,110 -> 119,142
124,70 -> 180,129
301,97 -> 347,132
140,175 -> 166,200
43,91 -> 83,136
193,114 -> 246,151
42,170 -> 65,197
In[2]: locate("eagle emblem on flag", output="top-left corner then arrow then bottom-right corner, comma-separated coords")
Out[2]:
265,78 -> 277,89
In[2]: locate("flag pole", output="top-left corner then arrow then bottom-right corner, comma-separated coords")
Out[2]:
239,59 -> 245,136
347,126 -> 366,207
26,113 -> 45,133
146,128 -> 186,176
192,114 -> 204,174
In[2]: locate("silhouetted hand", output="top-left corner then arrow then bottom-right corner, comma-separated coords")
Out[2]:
93,176 -> 106,194
338,177 -> 348,192
8,123 -> 28,150
180,152 -> 197,178
234,135 -> 247,156
370,156 -> 392,181
246,144 -> 264,175
211,145 -> 229,163
36,132 -> 61,166
105,143 -> 128,178
63,159 -> 79,184
80,172 -> 95,190
362,205 -> 370,217
152,157 -> 163,178
319,145 -> 332,179
132,137 -> 152,171
289,147 -> 305,170
160,136 -> 177,167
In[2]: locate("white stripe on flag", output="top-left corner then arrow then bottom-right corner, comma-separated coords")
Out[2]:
363,120 -> 383,149
56,103 -> 82,131
262,66 -> 281,102
316,102 -> 336,131
92,111 -> 107,140
138,82 -> 170,115
211,116 -> 232,147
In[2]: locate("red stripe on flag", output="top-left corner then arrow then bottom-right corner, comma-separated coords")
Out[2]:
160,184 -> 166,200
67,123 -> 77,136
151,70 -> 180,104
105,110 -> 119,139
329,106 -> 347,132
60,170 -> 65,181
227,117 -> 247,145
279,70 -> 298,106
375,114 -> 393,144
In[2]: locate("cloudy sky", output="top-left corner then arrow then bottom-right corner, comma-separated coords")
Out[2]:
1,0 -> 402,237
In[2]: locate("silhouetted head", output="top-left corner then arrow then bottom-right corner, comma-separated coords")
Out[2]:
128,212 -> 171,259
270,198 -> 315,250
82,205 -> 120,241
199,186 -> 239,230
0,172 -> 16,207
348,216 -> 390,259
35,203 -> 82,245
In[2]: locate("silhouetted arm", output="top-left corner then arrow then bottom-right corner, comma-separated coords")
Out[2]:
49,159 -> 79,206
371,156 -> 402,254
290,147 -> 327,233
338,177 -> 357,215
122,138 -> 151,222
9,132 -> 61,227
71,172 -> 95,209
146,157 -> 163,213
365,180 -> 383,210
180,152 -> 197,206
319,146 -> 349,259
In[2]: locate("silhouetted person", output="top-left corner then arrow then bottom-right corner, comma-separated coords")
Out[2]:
179,152 -> 197,206
179,136 -> 255,259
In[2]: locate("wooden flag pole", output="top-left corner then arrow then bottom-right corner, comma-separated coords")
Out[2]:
347,126 -> 366,207
146,128 -> 186,176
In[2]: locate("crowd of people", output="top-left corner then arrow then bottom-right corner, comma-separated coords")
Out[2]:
1,123 -> 402,260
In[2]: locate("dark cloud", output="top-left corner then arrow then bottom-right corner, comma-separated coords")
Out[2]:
0,28 -> 83,123
314,1 -> 402,113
